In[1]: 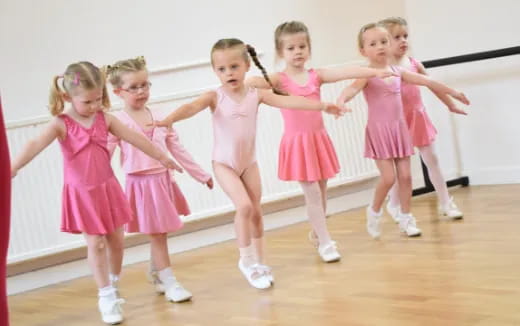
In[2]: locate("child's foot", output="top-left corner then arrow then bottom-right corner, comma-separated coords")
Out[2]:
98,296 -> 125,325
164,278 -> 192,303
438,197 -> 463,220
366,206 -> 382,239
386,201 -> 400,223
318,241 -> 341,263
399,213 -> 422,237
238,259 -> 271,290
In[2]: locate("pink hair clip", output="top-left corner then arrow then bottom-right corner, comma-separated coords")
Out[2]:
73,72 -> 80,85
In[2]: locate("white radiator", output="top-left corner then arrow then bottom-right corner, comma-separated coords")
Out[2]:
6,63 -> 376,264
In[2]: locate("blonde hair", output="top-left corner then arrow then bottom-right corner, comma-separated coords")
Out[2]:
378,17 -> 408,32
357,22 -> 389,51
49,62 -> 110,116
106,56 -> 147,88
274,21 -> 311,57
210,38 -> 284,95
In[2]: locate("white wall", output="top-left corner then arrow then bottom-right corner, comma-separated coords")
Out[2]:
403,0 -> 520,185
0,0 -> 406,121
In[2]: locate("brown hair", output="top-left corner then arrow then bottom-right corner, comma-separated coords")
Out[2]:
357,22 -> 389,51
274,21 -> 311,57
378,17 -> 408,32
210,38 -> 285,95
49,61 -> 110,116
106,56 -> 147,88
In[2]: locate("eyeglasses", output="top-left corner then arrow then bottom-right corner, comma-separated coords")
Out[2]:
119,82 -> 152,94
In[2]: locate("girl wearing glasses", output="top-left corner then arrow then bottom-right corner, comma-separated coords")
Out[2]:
106,56 -> 214,304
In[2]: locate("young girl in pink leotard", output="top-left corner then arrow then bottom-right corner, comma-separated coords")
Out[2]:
247,21 -> 396,263
155,38 -> 346,290
337,23 -> 469,240
379,17 -> 466,222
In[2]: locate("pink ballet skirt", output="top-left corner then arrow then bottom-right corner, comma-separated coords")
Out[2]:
171,181 -> 190,216
277,69 -> 340,181
59,112 -> 133,235
124,171 -> 183,234
362,67 -> 414,159
402,57 -> 437,147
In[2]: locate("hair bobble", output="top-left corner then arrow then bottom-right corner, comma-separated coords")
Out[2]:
73,72 -> 80,85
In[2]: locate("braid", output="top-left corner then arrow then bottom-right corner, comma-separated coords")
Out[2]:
246,45 -> 286,96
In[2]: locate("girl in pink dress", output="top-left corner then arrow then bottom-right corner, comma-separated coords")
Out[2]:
379,17 -> 466,221
10,61 -> 179,325
337,23 -> 469,239
247,21 -> 395,263
155,38 -> 346,290
106,56 -> 213,303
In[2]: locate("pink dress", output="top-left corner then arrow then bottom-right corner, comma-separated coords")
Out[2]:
277,69 -> 340,181
401,57 -> 437,147
58,112 -> 133,235
108,110 -> 210,234
362,67 -> 414,159
212,87 -> 259,175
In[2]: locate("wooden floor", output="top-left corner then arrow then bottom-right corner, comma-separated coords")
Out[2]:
9,184 -> 520,326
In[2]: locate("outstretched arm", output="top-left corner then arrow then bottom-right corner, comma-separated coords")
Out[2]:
11,118 -> 63,177
153,91 -> 216,128
105,113 -> 182,172
336,78 -> 368,107
165,128 -> 213,188
317,65 -> 396,84
258,89 -> 348,117
401,70 -> 470,108
415,62 -> 468,115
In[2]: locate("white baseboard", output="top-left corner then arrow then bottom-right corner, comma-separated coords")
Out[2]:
466,166 -> 520,185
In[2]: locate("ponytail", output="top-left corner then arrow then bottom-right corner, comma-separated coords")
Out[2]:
48,75 -> 65,116
246,45 -> 286,95
99,66 -> 111,109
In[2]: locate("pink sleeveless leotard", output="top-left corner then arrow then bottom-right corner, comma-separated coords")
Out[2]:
212,87 -> 259,175
362,67 -> 414,159
277,69 -> 340,181
59,111 -> 133,234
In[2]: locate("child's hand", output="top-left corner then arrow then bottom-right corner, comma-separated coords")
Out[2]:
376,69 -> 399,79
11,167 -> 17,178
160,156 -> 183,173
448,105 -> 468,115
452,92 -> 470,105
323,103 -> 350,118
149,119 -> 170,128
206,177 -> 214,189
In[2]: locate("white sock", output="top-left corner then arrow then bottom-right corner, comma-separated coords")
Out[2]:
109,274 -> 119,285
158,267 -> 176,288
98,285 -> 117,301
369,205 -> 382,216
239,245 -> 256,267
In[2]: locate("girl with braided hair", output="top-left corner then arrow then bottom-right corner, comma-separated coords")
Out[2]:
154,38 -> 346,290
